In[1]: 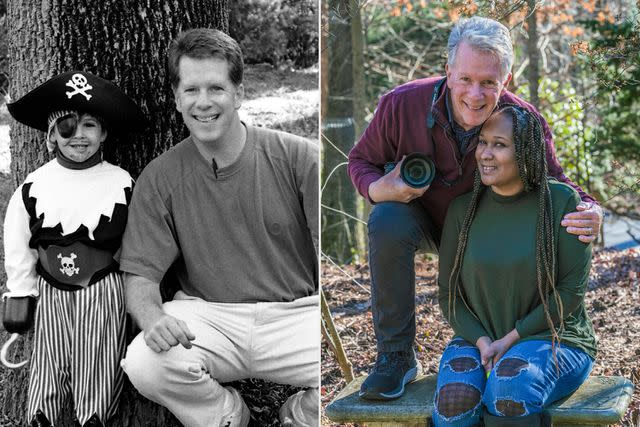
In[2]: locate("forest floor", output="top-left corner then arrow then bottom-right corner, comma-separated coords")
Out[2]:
321,250 -> 640,426
0,64 -> 318,427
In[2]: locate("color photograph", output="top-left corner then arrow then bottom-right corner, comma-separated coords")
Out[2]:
321,1 -> 639,426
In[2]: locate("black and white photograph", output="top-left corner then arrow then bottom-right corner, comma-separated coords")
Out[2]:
0,1 -> 320,426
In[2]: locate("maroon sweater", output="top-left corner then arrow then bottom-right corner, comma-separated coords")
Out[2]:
348,76 -> 594,240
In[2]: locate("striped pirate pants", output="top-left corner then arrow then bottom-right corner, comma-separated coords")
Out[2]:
27,272 -> 126,425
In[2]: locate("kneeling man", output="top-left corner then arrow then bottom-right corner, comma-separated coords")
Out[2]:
119,28 -> 319,427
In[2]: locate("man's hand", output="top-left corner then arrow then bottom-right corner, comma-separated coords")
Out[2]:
125,273 -> 196,353
488,329 -> 520,365
561,202 -> 603,243
475,336 -> 495,374
368,157 -> 429,203
143,313 -> 195,353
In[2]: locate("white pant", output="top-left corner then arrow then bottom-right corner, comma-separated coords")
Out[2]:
121,292 -> 319,427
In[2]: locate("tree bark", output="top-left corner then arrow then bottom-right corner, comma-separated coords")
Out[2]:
322,0 -> 359,264
321,0 -> 329,121
348,0 -> 367,260
2,2 -> 233,426
526,0 -> 540,110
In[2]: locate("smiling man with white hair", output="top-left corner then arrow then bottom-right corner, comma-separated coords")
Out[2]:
348,16 -> 603,401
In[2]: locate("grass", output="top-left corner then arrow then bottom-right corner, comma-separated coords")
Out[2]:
241,64 -> 318,140
243,64 -> 318,100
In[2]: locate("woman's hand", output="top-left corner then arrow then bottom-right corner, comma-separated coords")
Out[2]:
488,329 -> 521,365
476,336 -> 496,373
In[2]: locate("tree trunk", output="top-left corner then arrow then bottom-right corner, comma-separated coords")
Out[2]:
0,2 -> 302,426
321,0 -> 329,121
526,0 -> 540,110
322,0 -> 359,264
349,0 -> 367,261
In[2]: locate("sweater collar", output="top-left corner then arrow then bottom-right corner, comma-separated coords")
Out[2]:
488,186 -> 529,204
189,122 -> 253,179
55,149 -> 102,170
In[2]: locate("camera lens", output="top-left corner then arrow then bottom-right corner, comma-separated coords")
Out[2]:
400,153 -> 435,188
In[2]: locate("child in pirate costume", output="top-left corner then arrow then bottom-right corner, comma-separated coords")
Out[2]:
2,71 -> 145,427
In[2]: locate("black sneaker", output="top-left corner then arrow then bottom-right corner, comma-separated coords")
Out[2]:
358,348 -> 422,400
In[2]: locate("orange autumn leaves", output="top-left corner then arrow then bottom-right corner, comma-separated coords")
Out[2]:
390,0 -> 426,16
382,0 -> 617,57
388,0 -> 475,19
385,0 -> 615,28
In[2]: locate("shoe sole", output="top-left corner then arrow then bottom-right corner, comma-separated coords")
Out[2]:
358,364 -> 421,401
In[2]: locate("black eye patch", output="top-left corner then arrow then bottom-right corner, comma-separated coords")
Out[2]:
56,115 -> 78,138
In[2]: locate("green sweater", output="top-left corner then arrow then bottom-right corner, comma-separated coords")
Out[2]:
438,181 -> 597,359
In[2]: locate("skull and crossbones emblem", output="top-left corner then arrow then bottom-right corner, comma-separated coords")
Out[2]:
65,73 -> 93,100
58,253 -> 80,277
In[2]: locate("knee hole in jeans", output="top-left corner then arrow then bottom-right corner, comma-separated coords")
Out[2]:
496,357 -> 528,377
495,399 -> 526,417
447,357 -> 479,373
436,382 -> 481,418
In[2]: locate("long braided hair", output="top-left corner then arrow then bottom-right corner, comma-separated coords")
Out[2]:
447,104 -> 564,362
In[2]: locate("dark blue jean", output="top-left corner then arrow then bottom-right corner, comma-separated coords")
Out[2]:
433,338 -> 593,427
367,201 -> 438,352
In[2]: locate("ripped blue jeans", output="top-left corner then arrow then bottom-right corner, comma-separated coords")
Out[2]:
432,338 -> 593,427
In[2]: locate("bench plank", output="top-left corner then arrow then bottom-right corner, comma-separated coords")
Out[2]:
548,376 -> 634,425
326,375 -> 633,426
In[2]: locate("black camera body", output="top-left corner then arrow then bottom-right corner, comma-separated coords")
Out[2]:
384,152 -> 436,188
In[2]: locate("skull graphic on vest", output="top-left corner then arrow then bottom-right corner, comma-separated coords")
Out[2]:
58,253 -> 80,276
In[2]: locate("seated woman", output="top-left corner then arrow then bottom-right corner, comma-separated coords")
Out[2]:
434,104 -> 597,427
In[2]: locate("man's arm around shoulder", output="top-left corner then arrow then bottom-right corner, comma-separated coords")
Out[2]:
125,273 -> 195,353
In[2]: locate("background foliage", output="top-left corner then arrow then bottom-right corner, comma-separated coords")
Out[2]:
229,0 -> 318,68
581,14 -> 640,213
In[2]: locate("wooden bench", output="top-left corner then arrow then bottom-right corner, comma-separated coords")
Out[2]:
326,375 -> 634,426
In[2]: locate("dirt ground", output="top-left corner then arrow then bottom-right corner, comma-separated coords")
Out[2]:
321,248 -> 640,426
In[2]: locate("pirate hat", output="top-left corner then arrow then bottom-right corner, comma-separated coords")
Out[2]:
7,70 -> 146,134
